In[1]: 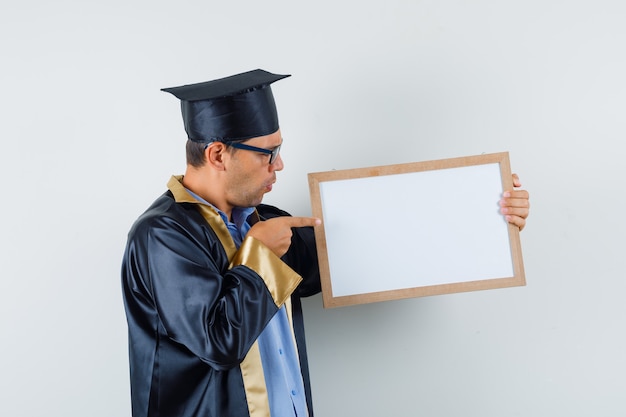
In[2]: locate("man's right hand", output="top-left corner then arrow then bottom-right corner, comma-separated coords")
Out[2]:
248,216 -> 321,257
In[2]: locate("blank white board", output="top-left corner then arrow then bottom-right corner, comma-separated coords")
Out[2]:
308,152 -> 525,308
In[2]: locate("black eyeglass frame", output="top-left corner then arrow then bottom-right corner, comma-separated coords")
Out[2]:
228,141 -> 282,165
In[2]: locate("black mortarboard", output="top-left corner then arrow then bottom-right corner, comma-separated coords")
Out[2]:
161,69 -> 290,143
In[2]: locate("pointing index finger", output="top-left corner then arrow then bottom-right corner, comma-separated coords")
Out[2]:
287,216 -> 322,228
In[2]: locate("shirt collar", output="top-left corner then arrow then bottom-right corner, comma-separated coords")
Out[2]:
180,181 -> 255,229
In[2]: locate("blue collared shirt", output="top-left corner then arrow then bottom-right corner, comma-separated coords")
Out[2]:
186,190 -> 308,416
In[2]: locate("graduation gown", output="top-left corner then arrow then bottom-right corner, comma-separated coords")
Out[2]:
121,176 -> 320,417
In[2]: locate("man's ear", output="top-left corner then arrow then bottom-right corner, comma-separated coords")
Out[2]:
205,142 -> 228,170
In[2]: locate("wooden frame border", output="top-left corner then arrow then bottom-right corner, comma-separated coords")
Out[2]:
307,152 -> 525,308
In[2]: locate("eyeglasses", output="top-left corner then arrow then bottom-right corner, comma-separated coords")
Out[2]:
228,142 -> 282,165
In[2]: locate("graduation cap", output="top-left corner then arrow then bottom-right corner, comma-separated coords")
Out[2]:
161,69 -> 290,143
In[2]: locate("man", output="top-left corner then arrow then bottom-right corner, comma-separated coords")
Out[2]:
121,69 -> 530,417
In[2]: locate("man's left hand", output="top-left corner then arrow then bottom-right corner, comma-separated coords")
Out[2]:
500,173 -> 530,231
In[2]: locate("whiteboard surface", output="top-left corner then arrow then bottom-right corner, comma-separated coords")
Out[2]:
319,162 -> 513,297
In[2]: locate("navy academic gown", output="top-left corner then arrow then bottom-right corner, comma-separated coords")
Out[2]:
121,176 -> 320,417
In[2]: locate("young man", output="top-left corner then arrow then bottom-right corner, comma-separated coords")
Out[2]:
121,69 -> 530,417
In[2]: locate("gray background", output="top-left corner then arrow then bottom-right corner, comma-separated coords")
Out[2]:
1,0 -> 624,416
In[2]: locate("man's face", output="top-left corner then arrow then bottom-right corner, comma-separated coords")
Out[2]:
223,130 -> 284,209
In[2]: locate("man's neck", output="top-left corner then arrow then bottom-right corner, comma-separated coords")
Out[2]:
181,169 -> 233,219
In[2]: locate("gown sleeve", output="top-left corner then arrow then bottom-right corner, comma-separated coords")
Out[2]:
123,203 -> 301,371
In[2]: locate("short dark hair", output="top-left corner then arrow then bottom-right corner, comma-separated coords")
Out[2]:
186,140 -> 207,168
